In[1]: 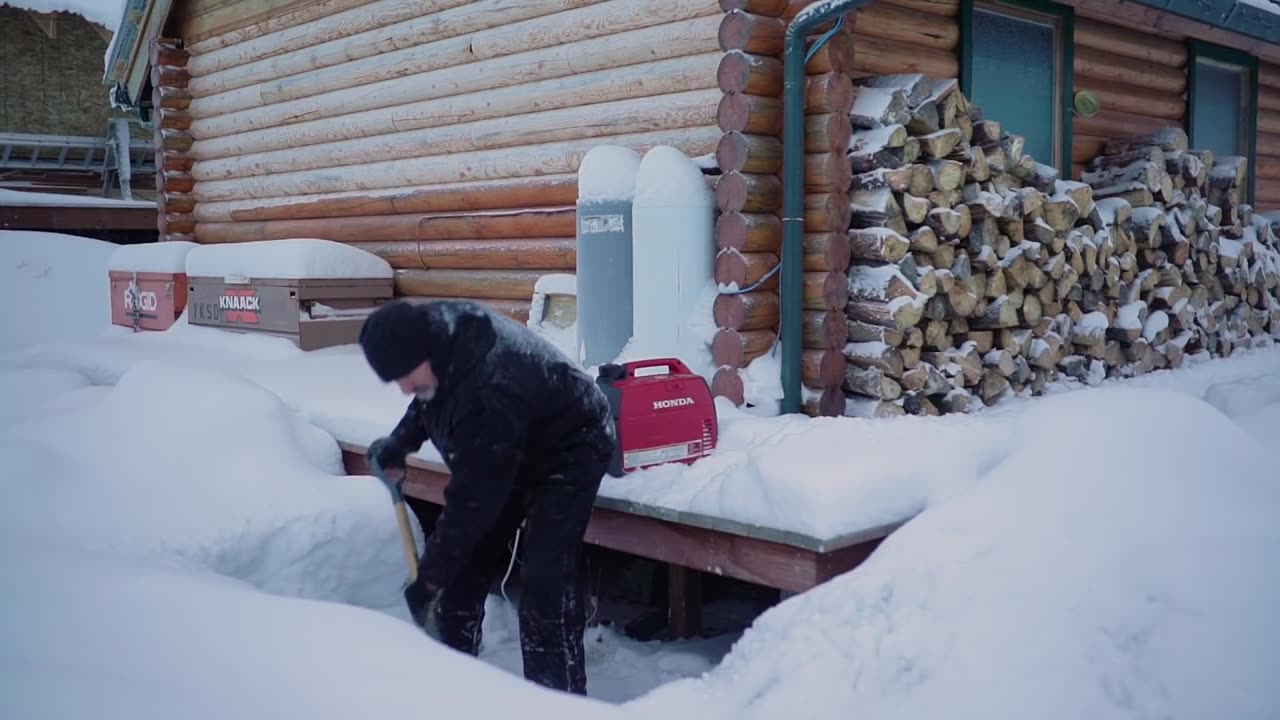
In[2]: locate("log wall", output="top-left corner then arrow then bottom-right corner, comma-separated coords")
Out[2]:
152,38 -> 198,243
711,0 -> 960,414
1258,62 -> 1280,212
1070,17 -> 1187,183
175,0 -> 728,324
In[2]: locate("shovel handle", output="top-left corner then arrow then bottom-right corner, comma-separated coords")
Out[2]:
371,456 -> 420,582
393,498 -> 419,583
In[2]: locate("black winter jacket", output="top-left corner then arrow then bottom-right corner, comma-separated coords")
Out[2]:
383,300 -> 615,592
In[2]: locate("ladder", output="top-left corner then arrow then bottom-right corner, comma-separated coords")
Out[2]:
0,118 -> 156,199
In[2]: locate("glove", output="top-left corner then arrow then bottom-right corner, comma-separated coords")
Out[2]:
367,435 -> 408,484
404,578 -> 443,641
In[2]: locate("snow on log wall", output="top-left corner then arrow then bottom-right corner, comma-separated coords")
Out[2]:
1070,17 -> 1188,184
710,0 -> 960,410
1257,62 -> 1280,213
172,0 -> 727,323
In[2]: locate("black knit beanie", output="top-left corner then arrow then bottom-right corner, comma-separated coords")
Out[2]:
359,300 -> 433,382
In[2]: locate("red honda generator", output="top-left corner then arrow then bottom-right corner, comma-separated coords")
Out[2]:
596,358 -> 718,477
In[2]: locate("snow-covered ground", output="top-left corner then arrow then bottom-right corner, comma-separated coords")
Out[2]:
3,230 -> 1279,718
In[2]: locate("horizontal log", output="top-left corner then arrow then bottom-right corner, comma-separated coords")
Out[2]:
804,231 -> 852,272
807,72 -> 855,115
1260,62 -> 1280,92
1260,132 -> 1280,159
711,367 -> 745,403
719,0 -> 790,15
714,290 -> 780,331
712,327 -> 775,367
158,213 -> 195,235
157,129 -> 193,152
805,270 -> 850,311
192,53 -> 720,159
1074,108 -> 1177,142
417,238 -> 575,269
803,386 -> 846,418
158,171 -> 194,194
803,349 -> 847,387
1074,45 -> 1186,95
421,296 -> 532,324
1072,134 -> 1108,164
152,86 -> 192,110
716,250 -> 779,291
345,240 -> 425,269
194,88 -> 720,180
1073,17 -> 1186,67
185,0 -> 381,55
1074,79 -> 1184,121
716,211 -> 781,253
1258,156 -> 1280,181
194,207 -> 574,243
190,0 -> 712,105
189,14 -> 723,136
807,112 -> 854,154
717,131 -> 783,174
163,192 -> 195,214
158,108 -> 192,131
880,0 -> 959,17
805,28 -> 857,76
804,310 -> 848,350
716,172 -> 781,214
718,50 -> 783,96
394,268 -> 547,300
806,151 -> 854,191
1261,85 -> 1280,113
193,126 -> 721,202
718,9 -> 784,54
854,2 -> 958,51
1261,110 -> 1280,136
851,31 -> 958,79
196,175 -> 577,223
806,192 -> 853,233
718,92 -> 782,135
150,65 -> 190,89
190,0 -> 481,87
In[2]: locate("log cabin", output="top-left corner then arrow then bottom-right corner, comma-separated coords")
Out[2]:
103,0 -> 1280,417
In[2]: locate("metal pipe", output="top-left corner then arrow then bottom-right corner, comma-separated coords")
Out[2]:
780,0 -> 871,414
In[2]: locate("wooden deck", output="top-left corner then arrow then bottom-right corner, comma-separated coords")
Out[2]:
0,203 -> 157,232
339,440 -> 895,638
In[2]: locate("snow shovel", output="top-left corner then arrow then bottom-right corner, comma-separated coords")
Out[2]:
369,458 -> 419,585
369,457 -> 443,638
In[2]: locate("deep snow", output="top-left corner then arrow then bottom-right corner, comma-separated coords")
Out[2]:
3,230 -> 1280,718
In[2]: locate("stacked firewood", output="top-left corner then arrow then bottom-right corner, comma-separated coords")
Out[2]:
833,74 -> 1280,418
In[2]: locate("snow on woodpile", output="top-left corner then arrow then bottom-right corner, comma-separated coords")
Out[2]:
107,240 -> 198,274
0,188 -> 153,207
184,238 -> 393,279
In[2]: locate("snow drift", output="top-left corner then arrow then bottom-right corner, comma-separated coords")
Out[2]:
631,387 -> 1280,720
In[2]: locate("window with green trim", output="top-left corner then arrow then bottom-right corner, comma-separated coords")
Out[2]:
1187,41 -> 1258,205
961,0 -> 1073,171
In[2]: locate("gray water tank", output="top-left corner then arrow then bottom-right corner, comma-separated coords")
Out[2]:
576,146 -> 641,367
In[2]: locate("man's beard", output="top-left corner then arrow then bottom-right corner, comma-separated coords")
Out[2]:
414,386 -> 436,401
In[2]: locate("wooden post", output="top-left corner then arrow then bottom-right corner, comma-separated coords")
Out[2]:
667,564 -> 703,639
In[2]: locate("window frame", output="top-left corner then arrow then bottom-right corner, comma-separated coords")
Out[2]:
960,0 -> 1075,175
1186,39 -> 1259,207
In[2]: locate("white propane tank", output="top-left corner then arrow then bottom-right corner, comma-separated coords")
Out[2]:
630,146 -> 715,359
575,145 -> 642,367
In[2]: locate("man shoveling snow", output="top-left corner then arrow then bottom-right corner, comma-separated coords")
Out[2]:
358,299 -> 616,695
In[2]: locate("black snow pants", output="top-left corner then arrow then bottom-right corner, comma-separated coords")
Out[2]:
425,457 -> 605,695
